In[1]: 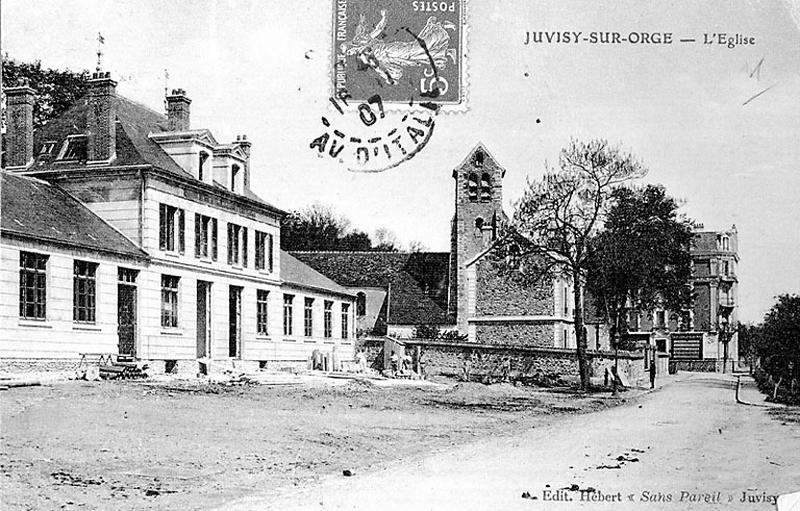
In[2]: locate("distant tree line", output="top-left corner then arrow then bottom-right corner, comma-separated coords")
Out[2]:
742,295 -> 800,404
281,203 -> 425,253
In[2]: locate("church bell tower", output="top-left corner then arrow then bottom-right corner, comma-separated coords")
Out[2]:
448,143 -> 507,332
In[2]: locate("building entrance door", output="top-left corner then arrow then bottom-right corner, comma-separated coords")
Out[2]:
197,281 -> 212,358
229,286 -> 242,358
117,284 -> 137,358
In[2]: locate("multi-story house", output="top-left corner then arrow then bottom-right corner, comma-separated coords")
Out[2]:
610,225 -> 740,372
1,73 -> 355,373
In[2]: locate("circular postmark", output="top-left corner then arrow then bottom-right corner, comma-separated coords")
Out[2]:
309,2 -> 464,172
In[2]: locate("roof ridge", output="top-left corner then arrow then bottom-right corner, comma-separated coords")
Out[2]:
115,94 -> 167,121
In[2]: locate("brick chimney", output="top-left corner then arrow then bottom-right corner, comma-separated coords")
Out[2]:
4,82 -> 36,168
87,71 -> 117,162
236,134 -> 251,188
166,88 -> 191,131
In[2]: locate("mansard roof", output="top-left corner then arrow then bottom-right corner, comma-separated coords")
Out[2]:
27,93 -> 281,214
0,170 -> 147,259
291,251 -> 453,325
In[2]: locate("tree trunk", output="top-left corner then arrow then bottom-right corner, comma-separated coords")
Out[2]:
573,271 -> 590,390
773,376 -> 783,401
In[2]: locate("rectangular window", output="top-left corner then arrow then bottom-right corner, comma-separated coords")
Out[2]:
73,260 -> 98,323
283,295 -> 294,336
161,275 -> 180,328
656,310 -> 666,328
257,290 -> 269,335
563,286 -> 569,315
227,223 -> 247,267
324,301 -> 333,338
255,231 -> 273,271
118,267 -> 138,283
19,252 -> 48,319
341,303 -> 350,339
194,214 -> 216,259
159,204 -> 185,253
304,298 -> 314,337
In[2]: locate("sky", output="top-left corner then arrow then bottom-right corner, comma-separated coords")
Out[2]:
2,0 -> 799,323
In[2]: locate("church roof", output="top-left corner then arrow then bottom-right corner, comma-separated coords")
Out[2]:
291,251 -> 453,325
1,170 -> 147,259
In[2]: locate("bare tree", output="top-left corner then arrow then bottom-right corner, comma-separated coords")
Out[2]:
508,139 -> 646,390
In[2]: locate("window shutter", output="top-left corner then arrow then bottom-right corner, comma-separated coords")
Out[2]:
159,204 -> 167,250
242,227 -> 248,267
227,224 -> 233,264
194,213 -> 201,257
211,219 -> 218,260
268,234 -> 274,273
178,209 -> 185,254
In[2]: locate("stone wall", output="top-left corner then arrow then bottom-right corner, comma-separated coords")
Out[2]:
475,323 -> 554,348
0,358 -> 81,374
475,259 -> 554,316
360,337 -> 652,388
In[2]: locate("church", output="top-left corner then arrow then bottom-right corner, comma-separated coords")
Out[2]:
294,144 -> 585,351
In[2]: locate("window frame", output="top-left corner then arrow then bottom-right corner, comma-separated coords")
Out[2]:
19,252 -> 48,320
73,260 -> 98,323
323,300 -> 333,338
257,289 -> 269,336
283,294 -> 294,336
356,292 -> 366,316
160,274 -> 180,328
159,204 -> 185,254
304,297 -> 314,337
341,303 -> 350,339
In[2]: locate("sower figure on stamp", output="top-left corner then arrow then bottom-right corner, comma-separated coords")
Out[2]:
340,10 -> 457,85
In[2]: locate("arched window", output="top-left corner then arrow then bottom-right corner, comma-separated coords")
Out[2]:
474,150 -> 484,168
467,173 -> 478,201
356,292 -> 366,316
480,173 -> 492,201
475,217 -> 484,230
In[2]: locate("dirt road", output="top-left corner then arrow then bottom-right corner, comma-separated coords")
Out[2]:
220,373 -> 800,510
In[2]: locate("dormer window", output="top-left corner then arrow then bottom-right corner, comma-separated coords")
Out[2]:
231,164 -> 240,193
467,173 -> 478,201
59,135 -> 88,161
198,151 -> 209,181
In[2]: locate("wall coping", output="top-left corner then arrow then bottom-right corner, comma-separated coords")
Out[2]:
360,336 -> 649,360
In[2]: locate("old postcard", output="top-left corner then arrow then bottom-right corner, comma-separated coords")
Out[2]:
1,1 -> 799,509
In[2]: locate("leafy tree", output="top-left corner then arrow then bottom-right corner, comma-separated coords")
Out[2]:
2,55 -> 90,129
281,203 -> 401,252
586,186 -> 693,352
756,294 -> 800,401
504,139 -> 646,390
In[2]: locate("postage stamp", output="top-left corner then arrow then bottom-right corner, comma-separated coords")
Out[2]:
332,0 -> 465,105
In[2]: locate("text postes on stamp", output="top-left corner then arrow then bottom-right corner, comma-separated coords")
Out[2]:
333,0 -> 464,105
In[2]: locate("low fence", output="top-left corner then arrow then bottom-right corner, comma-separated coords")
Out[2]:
358,337 -> 660,388
669,359 -> 738,373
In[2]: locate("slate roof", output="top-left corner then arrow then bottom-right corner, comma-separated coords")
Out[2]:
291,252 -> 453,325
28,94 -> 281,213
280,251 -> 353,297
1,171 -> 147,259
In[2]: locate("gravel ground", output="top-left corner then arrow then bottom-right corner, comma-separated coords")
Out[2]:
0,375 -> 633,510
